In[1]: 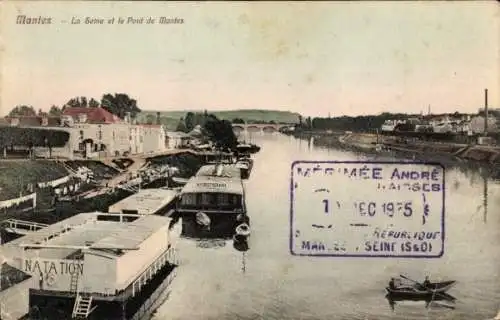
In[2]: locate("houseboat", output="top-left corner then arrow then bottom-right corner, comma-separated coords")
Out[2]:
107,188 -> 180,217
173,164 -> 246,238
1,212 -> 180,320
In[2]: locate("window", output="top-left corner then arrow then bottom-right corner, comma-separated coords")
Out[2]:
217,193 -> 230,206
201,194 -> 214,206
181,194 -> 197,206
79,130 -> 84,139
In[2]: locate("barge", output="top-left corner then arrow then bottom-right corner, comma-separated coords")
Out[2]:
173,164 -> 247,238
107,188 -> 180,217
1,212 -> 180,320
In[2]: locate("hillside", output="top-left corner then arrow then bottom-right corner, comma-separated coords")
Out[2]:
137,109 -> 301,128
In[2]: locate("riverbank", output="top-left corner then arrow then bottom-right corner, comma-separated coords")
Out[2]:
0,150 -> 204,226
308,131 -> 500,166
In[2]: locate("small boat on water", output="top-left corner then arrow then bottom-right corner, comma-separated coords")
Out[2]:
386,280 -> 456,299
235,158 -> 253,179
236,143 -> 260,154
385,281 -> 456,296
235,223 -> 250,237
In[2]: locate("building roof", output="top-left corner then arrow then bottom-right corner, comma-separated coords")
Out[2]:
5,212 -> 172,260
181,175 -> 244,194
108,188 -> 179,215
89,215 -> 169,251
62,107 -> 122,124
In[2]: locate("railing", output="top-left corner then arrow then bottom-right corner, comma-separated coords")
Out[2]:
37,175 -> 71,188
1,219 -> 48,233
0,193 -> 36,210
131,246 -> 177,297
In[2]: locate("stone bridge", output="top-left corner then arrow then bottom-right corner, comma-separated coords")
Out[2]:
232,123 -> 295,133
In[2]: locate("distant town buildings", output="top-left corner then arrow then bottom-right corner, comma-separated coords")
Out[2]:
1,106 -> 195,159
380,112 -> 498,136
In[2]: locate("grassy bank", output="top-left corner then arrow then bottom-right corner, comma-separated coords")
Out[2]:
0,161 -> 69,201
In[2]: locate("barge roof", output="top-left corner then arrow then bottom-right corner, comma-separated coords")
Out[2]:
181,175 -> 244,194
196,164 -> 241,179
108,188 -> 179,215
5,212 -> 172,260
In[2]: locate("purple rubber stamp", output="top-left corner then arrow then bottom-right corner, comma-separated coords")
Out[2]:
290,161 -> 445,258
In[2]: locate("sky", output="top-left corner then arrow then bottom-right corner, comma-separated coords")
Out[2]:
1,1 -> 499,118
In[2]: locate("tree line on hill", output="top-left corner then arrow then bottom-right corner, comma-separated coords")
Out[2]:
294,112 -> 476,132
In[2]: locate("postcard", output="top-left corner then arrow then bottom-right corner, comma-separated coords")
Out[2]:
0,1 -> 499,319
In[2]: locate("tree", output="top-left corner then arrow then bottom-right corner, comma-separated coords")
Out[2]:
232,118 -> 245,124
184,112 -> 195,131
100,93 -> 141,120
146,114 -> 156,124
176,117 -> 187,132
8,105 -> 36,117
89,98 -> 99,108
48,105 -> 62,117
305,117 -> 312,129
203,114 -> 238,152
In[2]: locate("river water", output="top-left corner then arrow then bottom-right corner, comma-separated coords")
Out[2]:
153,133 -> 500,320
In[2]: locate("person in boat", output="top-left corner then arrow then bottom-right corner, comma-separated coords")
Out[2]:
422,276 -> 431,289
389,278 -> 397,290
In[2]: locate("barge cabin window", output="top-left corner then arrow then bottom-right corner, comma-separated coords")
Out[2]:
180,192 -> 242,210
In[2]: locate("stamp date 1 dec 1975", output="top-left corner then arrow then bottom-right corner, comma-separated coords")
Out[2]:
289,161 -> 445,258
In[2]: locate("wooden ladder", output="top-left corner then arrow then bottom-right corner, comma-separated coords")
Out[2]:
69,271 -> 79,293
72,294 -> 94,319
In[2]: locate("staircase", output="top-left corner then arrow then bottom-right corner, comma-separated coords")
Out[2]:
72,294 -> 93,319
70,268 -> 96,319
69,271 -> 79,293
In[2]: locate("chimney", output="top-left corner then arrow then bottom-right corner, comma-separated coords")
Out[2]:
484,88 -> 488,136
125,112 -> 131,124
156,112 -> 161,125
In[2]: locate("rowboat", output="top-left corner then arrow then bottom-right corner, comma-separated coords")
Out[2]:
235,223 -> 250,237
386,280 -> 456,296
385,290 -> 457,303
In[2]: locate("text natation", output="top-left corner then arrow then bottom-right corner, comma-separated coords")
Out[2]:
290,161 -> 445,258
24,259 -> 84,276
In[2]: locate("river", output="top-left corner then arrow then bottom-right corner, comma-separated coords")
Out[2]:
153,133 -> 500,320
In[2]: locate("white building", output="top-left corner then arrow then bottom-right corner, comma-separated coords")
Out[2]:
165,131 -> 191,149
470,115 -> 498,134
142,124 -> 166,154
4,108 -> 176,159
